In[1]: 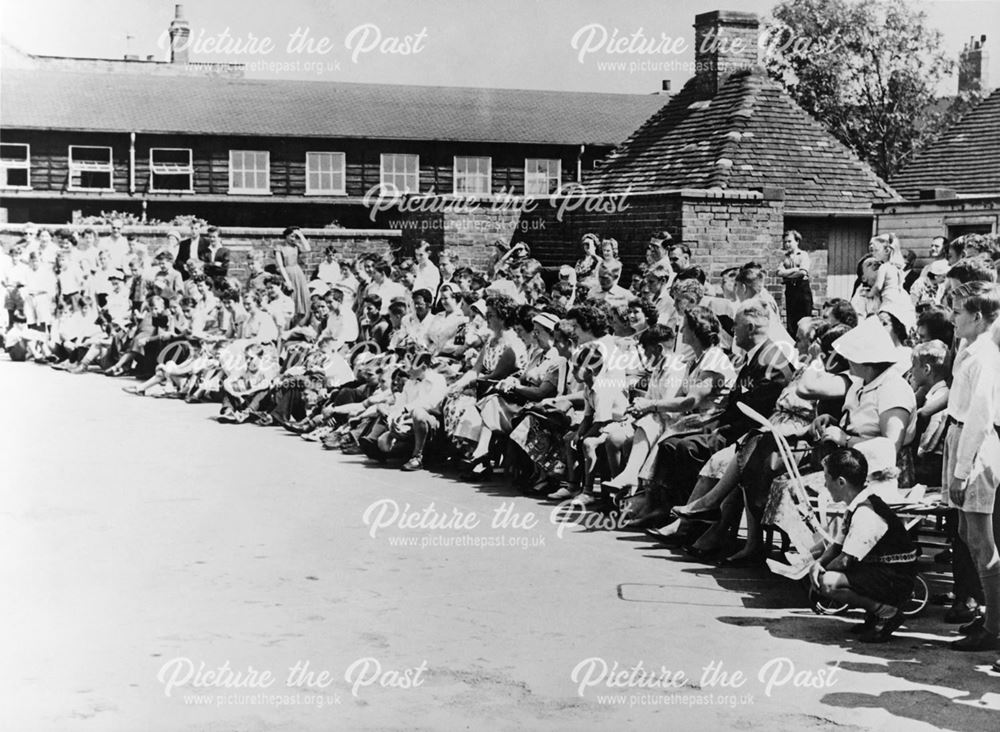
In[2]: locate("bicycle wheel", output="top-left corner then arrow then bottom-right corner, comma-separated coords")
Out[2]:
902,574 -> 929,617
808,587 -> 848,615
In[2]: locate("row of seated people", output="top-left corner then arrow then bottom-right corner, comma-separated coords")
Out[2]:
12,237 -> 1000,662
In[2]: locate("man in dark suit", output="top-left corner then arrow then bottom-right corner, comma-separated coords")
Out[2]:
198,226 -> 231,282
629,299 -> 795,530
173,222 -> 203,280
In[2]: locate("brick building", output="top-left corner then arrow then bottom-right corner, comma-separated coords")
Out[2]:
0,6 -> 667,228
877,85 -> 999,253
411,10 -> 899,306
580,10 -> 898,301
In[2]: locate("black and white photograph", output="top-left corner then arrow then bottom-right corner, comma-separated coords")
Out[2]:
2,0 -> 1000,729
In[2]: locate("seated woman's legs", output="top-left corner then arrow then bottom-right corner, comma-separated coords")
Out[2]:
607,417 -> 657,489
689,490 -> 742,552
675,454 -> 740,514
656,475 -> 718,539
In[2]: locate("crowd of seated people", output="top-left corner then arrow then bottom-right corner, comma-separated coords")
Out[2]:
5,223 -> 1000,664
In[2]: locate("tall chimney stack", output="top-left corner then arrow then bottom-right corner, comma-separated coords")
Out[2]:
959,35 -> 989,93
169,4 -> 190,65
692,10 -> 761,98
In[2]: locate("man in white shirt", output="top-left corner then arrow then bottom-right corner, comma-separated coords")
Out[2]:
264,277 -> 295,331
397,288 -> 436,350
99,219 -> 130,270
589,260 -> 633,309
412,240 -> 441,297
319,290 -> 359,349
370,261 -> 408,314
315,246 -> 342,285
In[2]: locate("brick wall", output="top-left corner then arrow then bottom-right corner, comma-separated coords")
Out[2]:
389,188 -> 799,315
0,224 -> 400,282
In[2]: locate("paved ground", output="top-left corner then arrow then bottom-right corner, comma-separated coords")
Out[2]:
2,360 -> 999,731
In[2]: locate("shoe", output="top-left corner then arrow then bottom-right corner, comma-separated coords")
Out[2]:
644,526 -> 690,548
959,613 -> 985,636
622,508 -> 676,531
547,485 -> 579,501
302,426 -> 334,442
401,456 -> 423,472
572,493 -> 600,508
671,506 -> 722,522
683,544 -> 724,561
459,456 -> 492,481
944,603 -> 980,624
716,550 -> 767,568
860,610 -> 906,643
524,472 -> 552,496
848,612 -> 880,635
951,627 -> 1000,651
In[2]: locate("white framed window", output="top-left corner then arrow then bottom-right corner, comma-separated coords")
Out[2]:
228,150 -> 270,194
453,156 -> 491,196
306,152 -> 346,195
0,143 -> 30,189
380,153 -> 419,194
68,145 -> 114,191
149,148 -> 194,192
525,158 -> 561,195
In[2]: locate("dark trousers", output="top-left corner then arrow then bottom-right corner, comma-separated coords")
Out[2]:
785,279 -> 813,330
651,430 -> 730,505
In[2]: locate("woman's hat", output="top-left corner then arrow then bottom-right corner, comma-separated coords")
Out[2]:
471,300 -> 487,318
532,312 -> 559,332
878,293 -> 916,333
928,259 -> 950,276
308,280 -> 330,296
832,317 -> 899,364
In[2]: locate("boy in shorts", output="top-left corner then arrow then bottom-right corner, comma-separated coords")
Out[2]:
810,447 -> 919,643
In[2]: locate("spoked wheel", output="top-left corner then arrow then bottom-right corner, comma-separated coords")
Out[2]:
902,574 -> 929,617
808,573 -> 930,617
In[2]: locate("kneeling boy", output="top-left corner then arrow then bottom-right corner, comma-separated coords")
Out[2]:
810,447 -> 920,643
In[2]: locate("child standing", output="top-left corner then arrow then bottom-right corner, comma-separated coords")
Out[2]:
868,234 -> 905,312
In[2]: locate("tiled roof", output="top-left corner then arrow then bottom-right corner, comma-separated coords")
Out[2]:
586,69 -> 899,212
0,69 -> 667,147
889,88 -> 1000,199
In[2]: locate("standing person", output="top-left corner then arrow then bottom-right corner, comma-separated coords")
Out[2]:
174,221 -> 203,280
777,230 -> 813,331
575,233 -> 602,293
199,226 -> 230,282
412,240 -> 441,297
920,236 -> 948,279
99,219 -> 129,271
946,282 -> 1000,651
274,226 -> 312,327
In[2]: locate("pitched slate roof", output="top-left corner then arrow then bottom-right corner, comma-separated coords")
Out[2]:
586,68 -> 898,212
889,88 -> 1000,199
0,69 -> 667,147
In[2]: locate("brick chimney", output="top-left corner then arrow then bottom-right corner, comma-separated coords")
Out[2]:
959,35 -> 989,93
692,10 -> 761,98
168,4 -> 190,65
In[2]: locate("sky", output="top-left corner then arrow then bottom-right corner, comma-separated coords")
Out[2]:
2,0 -> 998,95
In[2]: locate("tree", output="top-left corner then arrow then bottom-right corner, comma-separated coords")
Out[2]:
764,0 -> 980,181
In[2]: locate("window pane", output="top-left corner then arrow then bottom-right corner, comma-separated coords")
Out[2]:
4,169 -> 28,186
1,144 -> 28,162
